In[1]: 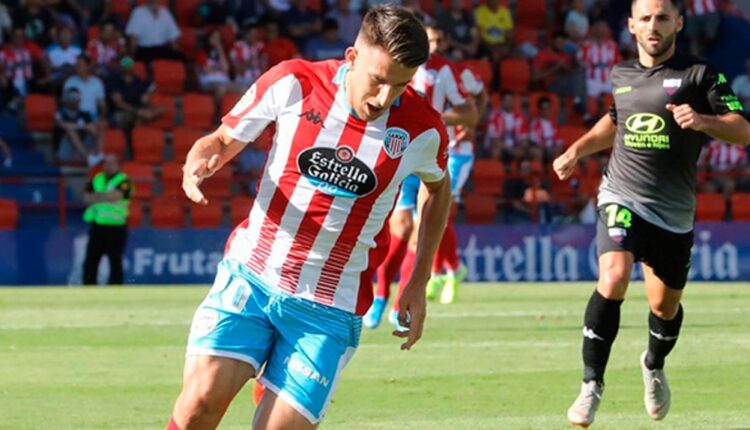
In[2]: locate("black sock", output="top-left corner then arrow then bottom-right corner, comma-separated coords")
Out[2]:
645,305 -> 684,370
582,290 -> 624,384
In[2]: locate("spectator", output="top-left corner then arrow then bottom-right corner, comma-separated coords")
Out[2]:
125,0 -> 181,62
532,31 -> 582,99
108,56 -> 163,132
283,0 -> 322,50
699,139 -> 748,198
0,4 -> 12,46
63,54 -> 106,119
196,28 -> 234,104
578,20 -> 620,120
0,137 -> 12,168
528,96 -> 562,162
196,0 -> 229,26
731,59 -> 750,117
230,23 -> 268,89
0,62 -> 21,114
523,175 -> 562,224
226,0 -> 268,29
305,18 -> 348,61
263,20 -> 301,68
326,0 -> 361,45
437,0 -> 480,61
684,0 -> 720,56
13,0 -> 56,47
503,159 -> 534,222
474,0 -> 514,61
484,91 -> 528,162
0,27 -> 39,95
85,21 -> 123,78
51,0 -> 90,35
45,26 -> 82,85
565,0 -> 590,43
54,87 -> 102,166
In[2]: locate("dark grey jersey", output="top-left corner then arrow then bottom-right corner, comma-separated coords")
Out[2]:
599,52 -> 745,233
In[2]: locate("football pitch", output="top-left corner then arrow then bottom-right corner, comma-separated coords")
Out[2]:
1,283 -> 749,430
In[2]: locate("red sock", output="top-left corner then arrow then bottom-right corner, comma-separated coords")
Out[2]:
392,248 -> 416,312
440,221 -> 460,273
166,416 -> 181,430
375,234 -> 409,300
253,380 -> 266,406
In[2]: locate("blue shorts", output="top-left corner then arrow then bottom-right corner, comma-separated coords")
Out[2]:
448,153 -> 474,202
394,174 -> 420,212
186,258 -> 361,424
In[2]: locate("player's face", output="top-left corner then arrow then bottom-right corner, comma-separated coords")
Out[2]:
426,27 -> 445,56
629,0 -> 683,60
344,42 -> 417,122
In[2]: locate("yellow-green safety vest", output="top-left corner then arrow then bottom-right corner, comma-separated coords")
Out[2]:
83,172 -> 132,226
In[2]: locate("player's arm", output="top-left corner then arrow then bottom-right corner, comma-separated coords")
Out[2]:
442,100 -> 478,127
667,105 -> 750,146
394,174 -> 452,350
553,114 -> 617,180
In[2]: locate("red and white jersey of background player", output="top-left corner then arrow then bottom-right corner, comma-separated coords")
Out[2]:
222,59 -> 448,315
452,67 -> 485,155
410,53 -> 467,147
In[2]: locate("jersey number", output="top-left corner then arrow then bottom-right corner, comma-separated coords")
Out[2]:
605,204 -> 632,228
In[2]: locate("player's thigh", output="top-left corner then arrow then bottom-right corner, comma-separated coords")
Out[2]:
640,227 -> 693,319
253,390 -> 318,430
642,263 -> 683,320
595,204 -> 638,299
179,355 -> 257,410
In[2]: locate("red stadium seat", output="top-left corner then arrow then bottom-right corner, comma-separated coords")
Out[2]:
517,0 -> 547,27
471,159 -> 506,196
178,27 -> 199,61
731,192 -> 750,221
189,202 -> 223,228
230,196 -> 255,226
175,0 -> 202,26
160,161 -> 185,199
220,92 -> 242,117
134,61 -> 148,81
128,199 -> 144,228
513,26 -> 540,46
172,128 -> 205,162
499,59 -> 531,92
461,59 -> 494,88
462,194 -> 497,224
25,94 -> 56,132
150,197 -> 185,228
182,93 -> 215,130
442,0 -> 474,10
122,162 -> 155,199
110,1 -> 132,22
103,128 -> 127,160
132,127 -> 166,163
203,167 -> 233,199
0,199 -> 19,229
696,192 -> 726,221
148,93 -> 176,131
153,60 -> 186,95
557,125 -> 587,148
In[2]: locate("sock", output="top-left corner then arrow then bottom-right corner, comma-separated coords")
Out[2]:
392,248 -> 416,312
375,234 -> 409,300
645,305 -> 684,370
581,290 -> 624,384
166,416 -> 181,430
253,380 -> 266,406
440,221 -> 460,274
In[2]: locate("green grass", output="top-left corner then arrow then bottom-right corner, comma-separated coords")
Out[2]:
1,283 -> 749,429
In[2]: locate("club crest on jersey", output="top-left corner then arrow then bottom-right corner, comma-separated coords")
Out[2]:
383,127 -> 410,159
663,78 -> 682,95
297,146 -> 378,198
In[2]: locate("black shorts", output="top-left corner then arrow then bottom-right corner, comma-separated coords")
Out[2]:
596,204 -> 694,290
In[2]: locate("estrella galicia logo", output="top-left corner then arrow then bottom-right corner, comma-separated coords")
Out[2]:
383,127 -> 410,158
299,109 -> 325,128
297,146 -> 377,198
625,113 -> 665,134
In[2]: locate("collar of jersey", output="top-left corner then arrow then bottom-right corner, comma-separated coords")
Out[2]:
332,62 -> 401,120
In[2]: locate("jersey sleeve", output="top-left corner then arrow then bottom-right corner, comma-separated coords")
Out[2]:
221,63 -> 296,142
460,68 -> 484,96
414,125 -> 449,184
701,64 -> 745,115
438,64 -> 467,107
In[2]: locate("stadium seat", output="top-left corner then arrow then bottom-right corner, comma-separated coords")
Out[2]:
471,159 -> 506,196
513,26 -> 540,47
178,27 -> 199,60
132,127 -> 166,163
128,199 -> 143,228
220,92 -> 242,117
110,1 -> 132,23
160,161 -> 184,198
696,192 -> 726,221
122,162 -> 155,199
230,196 -> 255,226
203,167 -> 233,199
153,60 -> 186,95
24,94 -> 56,132
189,202 -> 223,228
419,0 -> 435,16
137,0 -> 168,5
557,125 -> 587,148
499,59 -> 531,92
461,59 -> 494,88
172,128 -> 205,162
0,199 -> 19,229
731,193 -> 750,221
150,197 -> 185,228
306,0 -> 324,13
148,93 -> 176,130
441,0 -> 474,11
134,61 -> 148,80
175,0 -> 201,26
103,129 -> 127,160
87,26 -> 99,42
529,92 -> 561,122
462,194 -> 497,224
517,0 -> 547,27
182,93 -> 215,130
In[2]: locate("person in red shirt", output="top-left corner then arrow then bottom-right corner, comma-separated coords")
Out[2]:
86,21 -> 124,78
262,19 -> 301,68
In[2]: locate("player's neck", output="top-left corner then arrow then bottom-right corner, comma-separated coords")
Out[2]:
638,45 -> 676,68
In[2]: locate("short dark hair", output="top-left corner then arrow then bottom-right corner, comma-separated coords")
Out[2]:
358,5 -> 429,68
538,96 -> 551,108
631,0 -> 682,15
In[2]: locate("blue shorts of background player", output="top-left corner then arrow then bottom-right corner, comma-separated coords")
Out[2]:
448,152 -> 474,203
186,258 -> 362,424
394,173 -> 421,212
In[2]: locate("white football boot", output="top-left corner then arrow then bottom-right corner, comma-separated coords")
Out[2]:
640,351 -> 671,420
567,380 -> 604,428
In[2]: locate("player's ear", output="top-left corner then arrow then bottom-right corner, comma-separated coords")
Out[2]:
345,47 -> 357,69
628,17 -> 635,35
676,16 -> 684,33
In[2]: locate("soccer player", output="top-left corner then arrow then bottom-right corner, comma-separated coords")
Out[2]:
554,0 -> 750,427
166,6 -> 453,430
363,23 -> 477,329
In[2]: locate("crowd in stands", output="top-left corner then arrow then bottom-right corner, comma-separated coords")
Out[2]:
0,0 -> 750,229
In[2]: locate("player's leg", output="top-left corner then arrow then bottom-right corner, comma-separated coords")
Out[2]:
439,152 -> 473,304
253,390 -> 318,430
82,224 -> 106,285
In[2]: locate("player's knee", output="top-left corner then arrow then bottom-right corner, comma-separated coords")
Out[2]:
597,268 -> 629,298
649,299 -> 680,320
177,380 -> 230,423
390,213 -> 413,238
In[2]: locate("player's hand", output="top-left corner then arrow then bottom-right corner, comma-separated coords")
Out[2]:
667,103 -> 705,131
182,154 -> 220,205
392,280 -> 427,351
553,150 -> 577,180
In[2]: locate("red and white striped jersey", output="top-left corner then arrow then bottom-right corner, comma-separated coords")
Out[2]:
486,108 -> 528,148
230,40 -> 268,84
0,46 -> 33,81
453,66 -> 485,153
222,59 -> 448,315
704,139 -> 746,172
86,38 -> 122,67
529,117 -> 561,148
686,0 -> 717,16
578,39 -> 621,83
410,53 -> 467,145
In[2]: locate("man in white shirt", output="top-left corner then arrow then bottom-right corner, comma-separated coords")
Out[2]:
125,0 -> 182,62
63,55 -> 105,165
45,26 -> 82,84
